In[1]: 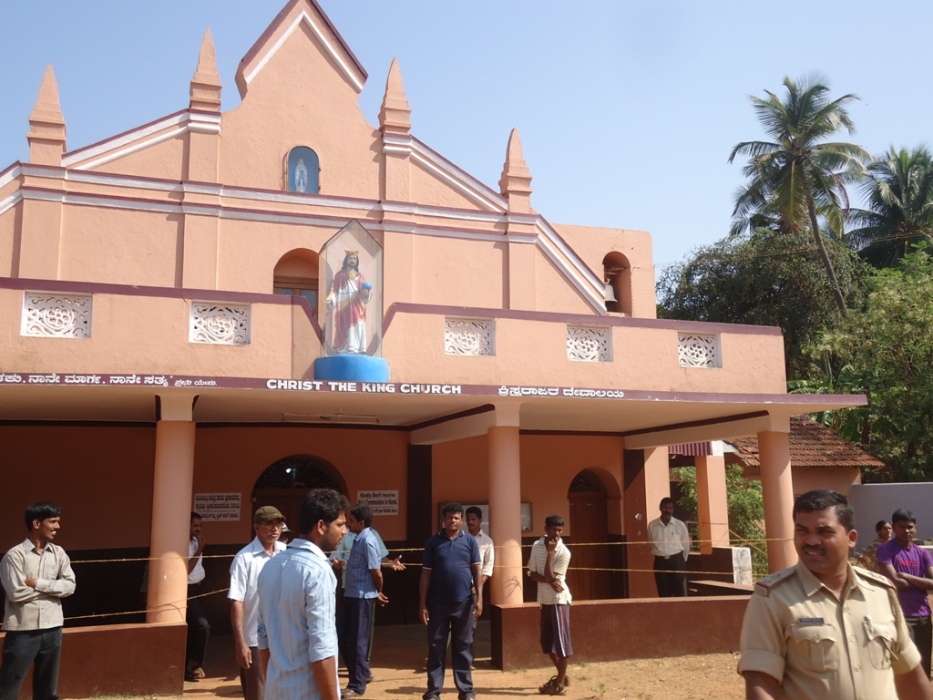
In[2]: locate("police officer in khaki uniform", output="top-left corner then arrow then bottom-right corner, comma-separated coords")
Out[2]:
738,489 -> 933,700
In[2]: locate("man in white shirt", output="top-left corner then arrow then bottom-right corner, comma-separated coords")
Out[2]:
186,511 -> 210,681
464,508 -> 494,590
229,506 -> 287,700
0,502 -> 76,700
647,497 -> 691,597
528,515 -> 572,696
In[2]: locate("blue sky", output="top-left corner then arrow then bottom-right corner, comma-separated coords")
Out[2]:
2,1 -> 932,272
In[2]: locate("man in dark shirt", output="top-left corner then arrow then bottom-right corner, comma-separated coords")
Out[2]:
419,502 -> 482,700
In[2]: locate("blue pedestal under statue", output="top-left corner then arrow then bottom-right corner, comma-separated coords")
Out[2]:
314,355 -> 390,382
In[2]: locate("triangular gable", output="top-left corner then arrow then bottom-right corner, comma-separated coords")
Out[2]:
235,0 -> 367,98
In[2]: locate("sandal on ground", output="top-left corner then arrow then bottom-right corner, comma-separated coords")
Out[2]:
538,678 -> 565,695
186,666 -> 205,681
547,675 -> 570,688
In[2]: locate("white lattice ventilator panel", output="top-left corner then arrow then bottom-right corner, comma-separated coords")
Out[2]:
566,326 -> 612,362
22,292 -> 92,338
444,318 -> 494,356
678,333 -> 721,368
189,302 -> 251,345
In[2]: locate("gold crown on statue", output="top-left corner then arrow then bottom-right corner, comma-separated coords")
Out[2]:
345,249 -> 360,256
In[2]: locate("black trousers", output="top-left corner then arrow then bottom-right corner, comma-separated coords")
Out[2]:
653,553 -> 688,597
424,599 -> 474,700
0,627 -> 63,700
906,615 -> 933,678
186,584 -> 211,668
339,597 -> 375,694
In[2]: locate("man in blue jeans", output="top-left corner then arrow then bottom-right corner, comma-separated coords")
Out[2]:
0,502 -> 76,700
419,503 -> 482,700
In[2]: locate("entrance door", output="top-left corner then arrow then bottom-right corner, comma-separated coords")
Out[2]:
250,454 -> 346,543
567,474 -> 611,600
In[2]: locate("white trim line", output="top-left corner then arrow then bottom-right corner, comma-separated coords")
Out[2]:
62,113 -> 189,167
242,11 -> 364,94
537,233 -> 606,313
536,219 -> 603,289
0,164 -> 23,190
70,127 -> 188,171
0,191 -> 22,217
410,150 -> 503,213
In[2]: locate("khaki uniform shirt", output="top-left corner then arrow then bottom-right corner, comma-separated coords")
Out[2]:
738,561 -> 920,699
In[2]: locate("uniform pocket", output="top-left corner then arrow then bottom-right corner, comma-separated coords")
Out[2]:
865,621 -> 895,670
789,624 -> 839,671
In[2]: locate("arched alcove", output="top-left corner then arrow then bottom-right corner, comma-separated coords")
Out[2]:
273,249 -> 320,309
602,251 -> 632,315
250,454 -> 347,535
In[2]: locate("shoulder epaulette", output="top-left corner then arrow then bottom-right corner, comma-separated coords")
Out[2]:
753,567 -> 796,597
852,566 -> 896,589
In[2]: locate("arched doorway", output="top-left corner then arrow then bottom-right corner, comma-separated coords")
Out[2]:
250,454 -> 346,537
567,469 -> 611,600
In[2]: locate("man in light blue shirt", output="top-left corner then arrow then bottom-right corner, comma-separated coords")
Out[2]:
339,504 -> 390,697
257,489 -> 349,700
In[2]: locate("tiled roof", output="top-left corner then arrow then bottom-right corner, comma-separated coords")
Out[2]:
726,416 -> 884,470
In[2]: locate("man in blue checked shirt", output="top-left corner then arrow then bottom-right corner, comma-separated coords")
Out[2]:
256,489 -> 349,700
339,504 -> 390,697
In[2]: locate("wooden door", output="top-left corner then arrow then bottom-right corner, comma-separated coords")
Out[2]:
567,489 -> 611,600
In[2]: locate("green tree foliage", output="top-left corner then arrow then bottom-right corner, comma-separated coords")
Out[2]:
729,75 -> 869,313
657,229 -> 867,379
673,464 -> 768,576
848,146 -> 933,268
808,251 -> 933,481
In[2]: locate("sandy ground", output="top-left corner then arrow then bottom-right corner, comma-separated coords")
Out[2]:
156,624 -> 745,700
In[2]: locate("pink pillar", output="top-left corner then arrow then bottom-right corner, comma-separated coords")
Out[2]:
695,454 -> 729,554
623,447 -> 671,598
487,425 -> 524,606
758,430 -> 797,573
146,417 -> 196,623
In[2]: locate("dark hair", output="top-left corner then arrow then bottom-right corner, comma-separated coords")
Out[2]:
299,488 -> 350,535
544,514 -> 565,529
466,506 -> 483,519
892,509 -> 916,526
442,502 -> 464,517
875,519 -> 891,533
659,497 -> 674,509
351,503 -> 374,528
25,503 -> 62,531
793,490 -> 854,531
191,511 -> 202,522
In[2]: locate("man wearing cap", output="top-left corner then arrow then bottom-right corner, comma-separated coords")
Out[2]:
229,506 -> 287,700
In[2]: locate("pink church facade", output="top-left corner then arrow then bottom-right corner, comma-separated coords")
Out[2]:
0,0 -> 863,693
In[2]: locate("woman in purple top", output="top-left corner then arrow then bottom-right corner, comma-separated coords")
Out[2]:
877,508 -> 933,678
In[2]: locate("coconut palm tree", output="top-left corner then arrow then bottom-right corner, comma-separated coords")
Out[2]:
729,75 -> 869,314
848,146 -> 933,267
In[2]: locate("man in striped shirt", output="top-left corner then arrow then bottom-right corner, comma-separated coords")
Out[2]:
528,515 -> 572,696
257,489 -> 349,700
